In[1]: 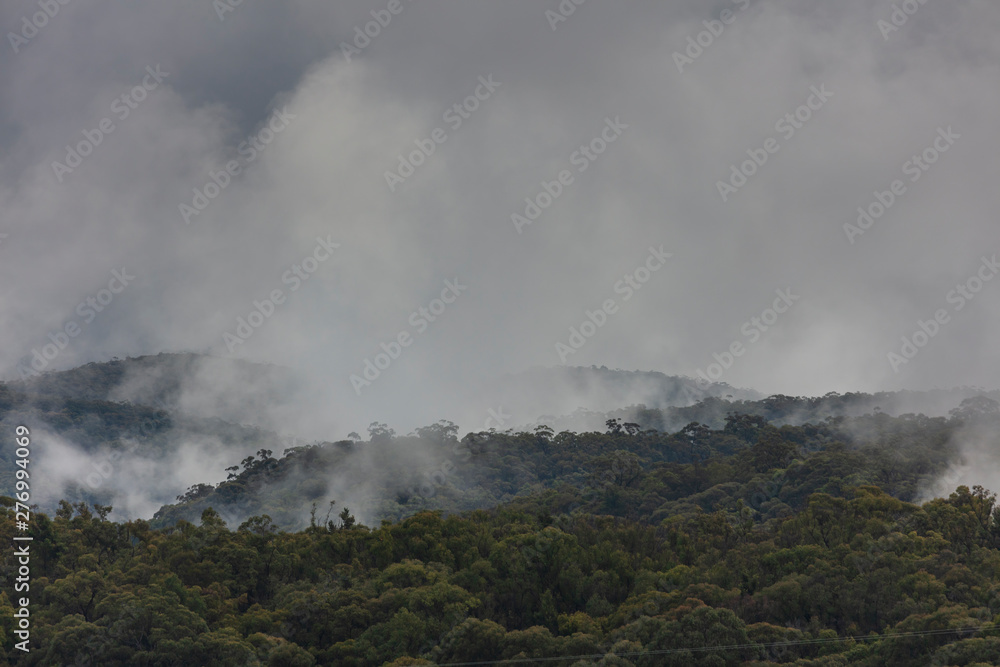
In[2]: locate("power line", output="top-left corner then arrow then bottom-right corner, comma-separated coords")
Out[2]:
432,621 -> 1000,666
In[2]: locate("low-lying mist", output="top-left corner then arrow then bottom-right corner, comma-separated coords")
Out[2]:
4,354 -> 999,527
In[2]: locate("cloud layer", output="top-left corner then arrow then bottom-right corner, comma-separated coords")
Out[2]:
2,0 -> 999,437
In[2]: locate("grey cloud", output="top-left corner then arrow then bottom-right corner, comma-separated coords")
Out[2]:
1,0 -> 998,441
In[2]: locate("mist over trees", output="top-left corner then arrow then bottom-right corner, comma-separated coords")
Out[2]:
4,356 -> 1000,663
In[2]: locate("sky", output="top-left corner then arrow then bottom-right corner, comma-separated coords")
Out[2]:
1,0 -> 998,436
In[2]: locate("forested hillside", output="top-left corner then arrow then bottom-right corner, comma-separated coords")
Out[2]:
152,394 -> 997,532
9,353 -> 297,413
4,397 -> 1000,664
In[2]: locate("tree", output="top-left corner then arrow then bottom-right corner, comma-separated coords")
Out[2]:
177,483 -> 215,503
677,422 -> 712,459
724,412 -> 768,443
622,422 -> 641,436
949,396 -> 1000,422
589,450 -> 643,488
747,429 -> 797,472
433,618 -> 507,663
43,570 -> 106,622
416,420 -> 459,443
368,422 -> 396,442
339,507 -> 357,530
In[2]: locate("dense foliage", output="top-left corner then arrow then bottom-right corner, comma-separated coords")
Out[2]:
157,400 -> 976,531
3,400 -> 1000,665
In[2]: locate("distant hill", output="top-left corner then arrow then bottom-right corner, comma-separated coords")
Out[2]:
497,366 -> 998,434
8,352 -> 298,419
491,365 -> 761,420
0,354 -> 304,521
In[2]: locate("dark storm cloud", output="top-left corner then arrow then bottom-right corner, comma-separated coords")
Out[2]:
2,0 -> 998,440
